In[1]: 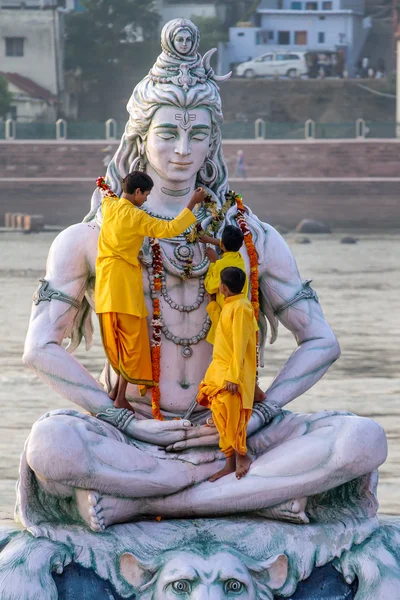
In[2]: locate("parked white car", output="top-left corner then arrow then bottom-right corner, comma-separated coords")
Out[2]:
235,52 -> 308,79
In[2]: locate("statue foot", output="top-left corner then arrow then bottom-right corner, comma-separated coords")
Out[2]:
256,497 -> 310,525
76,490 -> 105,532
76,490 -> 144,530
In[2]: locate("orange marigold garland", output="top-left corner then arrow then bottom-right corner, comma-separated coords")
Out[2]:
96,176 -> 118,198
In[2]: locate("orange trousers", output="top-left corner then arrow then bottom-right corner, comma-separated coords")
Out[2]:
198,386 -> 252,458
99,312 -> 154,387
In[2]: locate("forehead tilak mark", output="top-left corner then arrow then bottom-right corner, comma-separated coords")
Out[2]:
175,111 -> 196,131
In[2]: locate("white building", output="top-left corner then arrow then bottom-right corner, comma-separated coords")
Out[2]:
0,71 -> 57,121
0,0 -> 64,120
154,0 -> 219,24
220,0 -> 371,75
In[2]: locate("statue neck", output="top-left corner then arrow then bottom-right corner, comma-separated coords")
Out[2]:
143,165 -> 196,217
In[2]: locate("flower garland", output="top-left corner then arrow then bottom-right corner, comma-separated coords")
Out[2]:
149,239 -> 164,420
95,177 -> 260,419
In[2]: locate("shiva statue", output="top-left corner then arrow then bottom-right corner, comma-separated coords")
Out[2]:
19,18 -> 387,536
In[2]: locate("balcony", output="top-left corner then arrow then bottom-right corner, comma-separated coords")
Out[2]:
0,0 -> 59,8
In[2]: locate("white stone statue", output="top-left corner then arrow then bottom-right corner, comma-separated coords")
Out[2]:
19,18 -> 387,536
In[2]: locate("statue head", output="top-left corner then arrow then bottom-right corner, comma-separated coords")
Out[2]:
105,19 -> 232,209
119,546 -> 288,600
161,18 -> 199,57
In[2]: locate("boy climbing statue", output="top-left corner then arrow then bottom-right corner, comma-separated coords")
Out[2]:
96,171 -> 207,412
197,267 -> 258,481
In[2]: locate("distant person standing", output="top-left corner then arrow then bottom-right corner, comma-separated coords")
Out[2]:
235,150 -> 247,178
362,57 -> 369,78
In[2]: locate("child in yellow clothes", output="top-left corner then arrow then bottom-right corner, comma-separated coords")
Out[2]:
95,171 -> 206,413
202,225 -> 266,403
197,266 -> 258,481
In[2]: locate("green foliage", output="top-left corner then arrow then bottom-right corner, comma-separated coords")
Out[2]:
0,76 -> 12,117
190,16 -> 229,54
65,0 -> 160,119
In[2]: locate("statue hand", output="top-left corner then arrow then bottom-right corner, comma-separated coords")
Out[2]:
165,423 -> 219,452
125,418 -> 194,446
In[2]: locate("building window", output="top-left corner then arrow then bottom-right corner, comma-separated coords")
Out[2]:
237,32 -> 245,37
5,37 -> 24,57
322,1 -> 332,8
291,1 -> 302,8
277,0 -> 283,7
256,30 -> 272,44
318,32 -> 325,43
295,31 -> 308,44
7,106 -> 17,120
305,2 -> 318,9
339,33 -> 346,44
278,31 -> 290,44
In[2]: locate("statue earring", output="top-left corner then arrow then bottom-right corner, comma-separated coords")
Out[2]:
130,142 -> 146,172
199,157 -> 217,185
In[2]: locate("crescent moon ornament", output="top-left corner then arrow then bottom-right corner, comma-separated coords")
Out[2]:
201,48 -> 232,82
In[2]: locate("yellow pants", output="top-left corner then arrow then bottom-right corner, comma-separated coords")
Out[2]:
98,312 -> 154,386
197,385 -> 252,458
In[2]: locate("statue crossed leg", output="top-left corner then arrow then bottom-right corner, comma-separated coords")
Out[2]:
22,408 -> 386,532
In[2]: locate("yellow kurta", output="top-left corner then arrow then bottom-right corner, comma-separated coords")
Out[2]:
197,294 -> 258,456
95,196 -> 195,387
204,251 -> 249,344
95,196 -> 196,316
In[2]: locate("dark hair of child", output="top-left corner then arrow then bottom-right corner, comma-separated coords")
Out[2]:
220,267 -> 246,295
122,171 -> 154,195
221,225 -> 244,252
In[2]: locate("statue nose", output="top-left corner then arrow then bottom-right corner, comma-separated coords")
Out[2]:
175,137 -> 192,156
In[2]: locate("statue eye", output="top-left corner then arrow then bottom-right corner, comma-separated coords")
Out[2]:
224,579 -> 245,594
171,580 -> 192,594
157,132 -> 176,140
191,132 -> 209,141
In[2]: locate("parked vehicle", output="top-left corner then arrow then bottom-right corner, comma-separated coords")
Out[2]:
235,52 -> 308,79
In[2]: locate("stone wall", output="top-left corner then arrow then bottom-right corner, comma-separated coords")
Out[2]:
1,140 -> 400,228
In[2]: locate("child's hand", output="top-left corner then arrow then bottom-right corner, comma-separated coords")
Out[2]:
206,247 -> 218,263
225,381 -> 239,394
200,234 -> 219,246
188,187 -> 207,210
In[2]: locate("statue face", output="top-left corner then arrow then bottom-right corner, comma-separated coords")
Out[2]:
154,552 -> 256,599
146,106 -> 212,183
173,29 -> 193,54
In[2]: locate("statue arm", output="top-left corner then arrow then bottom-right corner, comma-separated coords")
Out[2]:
258,225 -> 340,409
22,223 -> 113,415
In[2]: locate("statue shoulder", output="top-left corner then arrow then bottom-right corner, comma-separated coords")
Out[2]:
256,222 -> 301,284
47,222 -> 99,277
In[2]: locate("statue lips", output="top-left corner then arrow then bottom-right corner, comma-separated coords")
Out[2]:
170,161 -> 194,169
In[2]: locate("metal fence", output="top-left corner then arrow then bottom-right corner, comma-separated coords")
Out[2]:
0,119 -> 399,141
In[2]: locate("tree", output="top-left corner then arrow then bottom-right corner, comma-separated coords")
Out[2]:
65,0 -> 160,119
0,76 -> 12,118
190,16 -> 229,54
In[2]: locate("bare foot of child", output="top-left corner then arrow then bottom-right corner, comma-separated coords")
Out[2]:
254,384 -> 266,403
114,396 -> 135,413
236,453 -> 252,479
209,455 -> 236,482
108,381 -> 119,401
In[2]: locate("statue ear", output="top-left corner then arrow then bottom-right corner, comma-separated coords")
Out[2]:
262,554 -> 288,590
119,552 -> 153,589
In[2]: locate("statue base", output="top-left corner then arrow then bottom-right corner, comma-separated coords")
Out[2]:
1,514 -> 400,600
